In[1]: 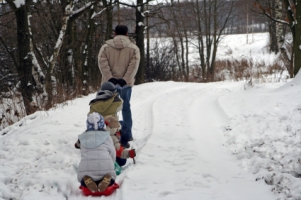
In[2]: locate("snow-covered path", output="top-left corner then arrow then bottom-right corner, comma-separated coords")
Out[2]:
115,82 -> 275,200
1,81 -> 291,200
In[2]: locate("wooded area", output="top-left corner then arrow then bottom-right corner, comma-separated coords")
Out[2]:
0,0 -> 300,127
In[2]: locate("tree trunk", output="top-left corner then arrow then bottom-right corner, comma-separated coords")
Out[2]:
275,0 -> 284,49
195,0 -> 206,81
282,0 -> 301,77
15,3 -> 36,115
204,0 -> 213,81
69,18 -> 78,90
292,0 -> 301,76
82,5 -> 96,95
103,0 -> 113,40
146,3 -> 150,79
178,4 -> 189,82
169,0 -> 185,81
135,0 -> 145,84
268,20 -> 279,53
268,0 -> 279,53
208,0 -> 218,82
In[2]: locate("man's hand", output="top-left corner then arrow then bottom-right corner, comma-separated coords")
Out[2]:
108,78 -> 118,85
118,79 -> 127,87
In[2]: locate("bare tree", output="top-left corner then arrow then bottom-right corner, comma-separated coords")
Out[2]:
192,0 -> 234,82
250,0 -> 284,53
0,0 -> 109,127
146,38 -> 179,81
117,0 -> 160,84
5,0 -> 44,114
102,0 -> 114,40
254,0 -> 301,77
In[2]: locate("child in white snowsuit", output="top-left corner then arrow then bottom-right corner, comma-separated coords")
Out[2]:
76,112 -> 116,193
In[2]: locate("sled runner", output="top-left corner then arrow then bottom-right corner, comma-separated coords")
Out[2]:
79,183 -> 119,196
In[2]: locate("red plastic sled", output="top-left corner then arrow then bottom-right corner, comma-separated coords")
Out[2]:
79,183 -> 119,196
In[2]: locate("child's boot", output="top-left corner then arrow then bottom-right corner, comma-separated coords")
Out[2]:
83,175 -> 97,193
98,174 -> 112,192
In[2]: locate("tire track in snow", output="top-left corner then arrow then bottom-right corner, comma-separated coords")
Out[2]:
106,83 -> 189,200
118,82 -> 275,200
187,84 -> 276,200
119,83 -> 219,200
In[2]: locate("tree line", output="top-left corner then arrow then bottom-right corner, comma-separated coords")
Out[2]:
0,0 -> 300,128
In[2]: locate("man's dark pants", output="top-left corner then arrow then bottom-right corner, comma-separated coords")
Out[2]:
117,86 -> 133,140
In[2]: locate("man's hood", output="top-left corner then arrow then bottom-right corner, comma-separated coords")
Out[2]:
106,35 -> 131,49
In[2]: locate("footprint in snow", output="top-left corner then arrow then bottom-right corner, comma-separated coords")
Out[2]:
221,126 -> 232,131
176,169 -> 187,172
73,123 -> 82,127
172,160 -> 186,166
202,173 -> 214,179
157,191 -> 174,198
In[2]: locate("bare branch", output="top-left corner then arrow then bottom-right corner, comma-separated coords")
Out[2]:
0,35 -> 18,68
118,0 -> 154,8
4,0 -> 17,11
71,2 -> 93,18
253,1 -> 290,26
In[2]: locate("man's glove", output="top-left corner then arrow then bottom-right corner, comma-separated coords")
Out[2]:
128,149 -> 136,158
118,79 -> 127,87
108,78 -> 118,85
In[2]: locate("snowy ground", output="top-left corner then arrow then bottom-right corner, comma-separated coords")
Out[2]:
1,71 -> 300,200
0,32 -> 299,200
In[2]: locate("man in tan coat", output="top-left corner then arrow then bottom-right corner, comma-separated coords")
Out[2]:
98,25 -> 140,141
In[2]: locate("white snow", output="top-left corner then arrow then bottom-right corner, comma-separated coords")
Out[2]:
1,32 -> 301,199
0,76 -> 300,199
71,2 -> 92,16
91,7 -> 107,19
13,0 -> 25,8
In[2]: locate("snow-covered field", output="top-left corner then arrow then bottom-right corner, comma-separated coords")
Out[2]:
150,33 -> 276,66
0,71 -> 300,199
150,32 -> 289,82
216,32 -> 275,62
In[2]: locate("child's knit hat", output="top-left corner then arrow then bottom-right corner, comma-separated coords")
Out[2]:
86,112 -> 106,130
101,81 -> 117,93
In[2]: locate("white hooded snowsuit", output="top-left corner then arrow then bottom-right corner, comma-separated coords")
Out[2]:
77,130 -> 116,182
